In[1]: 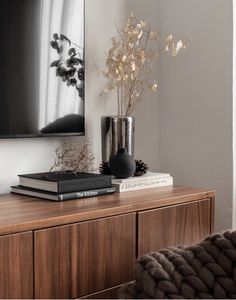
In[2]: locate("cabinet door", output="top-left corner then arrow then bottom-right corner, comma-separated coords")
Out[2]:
138,199 -> 211,256
0,232 -> 33,299
34,213 -> 136,299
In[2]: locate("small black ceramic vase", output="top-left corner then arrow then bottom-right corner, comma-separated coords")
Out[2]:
110,148 -> 136,179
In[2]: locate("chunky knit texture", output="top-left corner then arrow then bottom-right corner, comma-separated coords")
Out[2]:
119,231 -> 236,299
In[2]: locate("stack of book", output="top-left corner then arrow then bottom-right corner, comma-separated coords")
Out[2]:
112,172 -> 173,193
11,171 -> 115,201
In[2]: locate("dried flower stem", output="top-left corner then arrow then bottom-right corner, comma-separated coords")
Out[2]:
101,13 -> 189,116
117,88 -> 120,116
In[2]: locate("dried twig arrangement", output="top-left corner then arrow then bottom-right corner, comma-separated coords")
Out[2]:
101,13 -> 189,116
50,140 -> 96,173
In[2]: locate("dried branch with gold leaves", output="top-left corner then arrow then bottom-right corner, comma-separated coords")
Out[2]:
101,13 -> 189,116
50,140 -> 96,173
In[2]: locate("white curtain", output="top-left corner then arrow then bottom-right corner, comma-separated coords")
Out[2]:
38,0 -> 84,130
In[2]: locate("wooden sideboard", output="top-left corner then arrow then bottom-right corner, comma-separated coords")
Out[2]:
0,186 -> 215,299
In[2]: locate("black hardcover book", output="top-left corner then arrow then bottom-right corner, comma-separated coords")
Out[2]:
18,171 -> 112,193
11,185 -> 116,201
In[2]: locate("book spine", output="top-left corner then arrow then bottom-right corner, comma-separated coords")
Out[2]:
112,176 -> 171,186
58,177 -> 112,193
113,177 -> 173,193
59,187 -> 116,201
112,174 -> 170,184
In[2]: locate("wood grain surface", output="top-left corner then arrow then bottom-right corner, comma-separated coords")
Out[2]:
0,231 -> 33,299
138,199 -> 212,256
34,214 -> 136,299
0,186 -> 214,235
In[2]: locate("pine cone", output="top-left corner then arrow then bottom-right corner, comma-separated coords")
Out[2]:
99,161 -> 111,175
134,160 -> 149,176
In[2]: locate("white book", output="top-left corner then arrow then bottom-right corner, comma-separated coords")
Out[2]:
112,172 -> 171,184
113,176 -> 173,193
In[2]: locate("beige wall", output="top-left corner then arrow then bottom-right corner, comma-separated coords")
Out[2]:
233,0 -> 236,229
158,0 -> 233,231
125,0 -> 161,168
0,0 -> 234,233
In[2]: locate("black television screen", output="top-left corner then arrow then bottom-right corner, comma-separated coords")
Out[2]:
0,0 -> 85,138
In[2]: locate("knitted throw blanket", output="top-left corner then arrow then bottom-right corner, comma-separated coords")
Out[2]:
120,231 -> 236,299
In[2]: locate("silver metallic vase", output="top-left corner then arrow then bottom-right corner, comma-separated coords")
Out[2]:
101,116 -> 135,162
